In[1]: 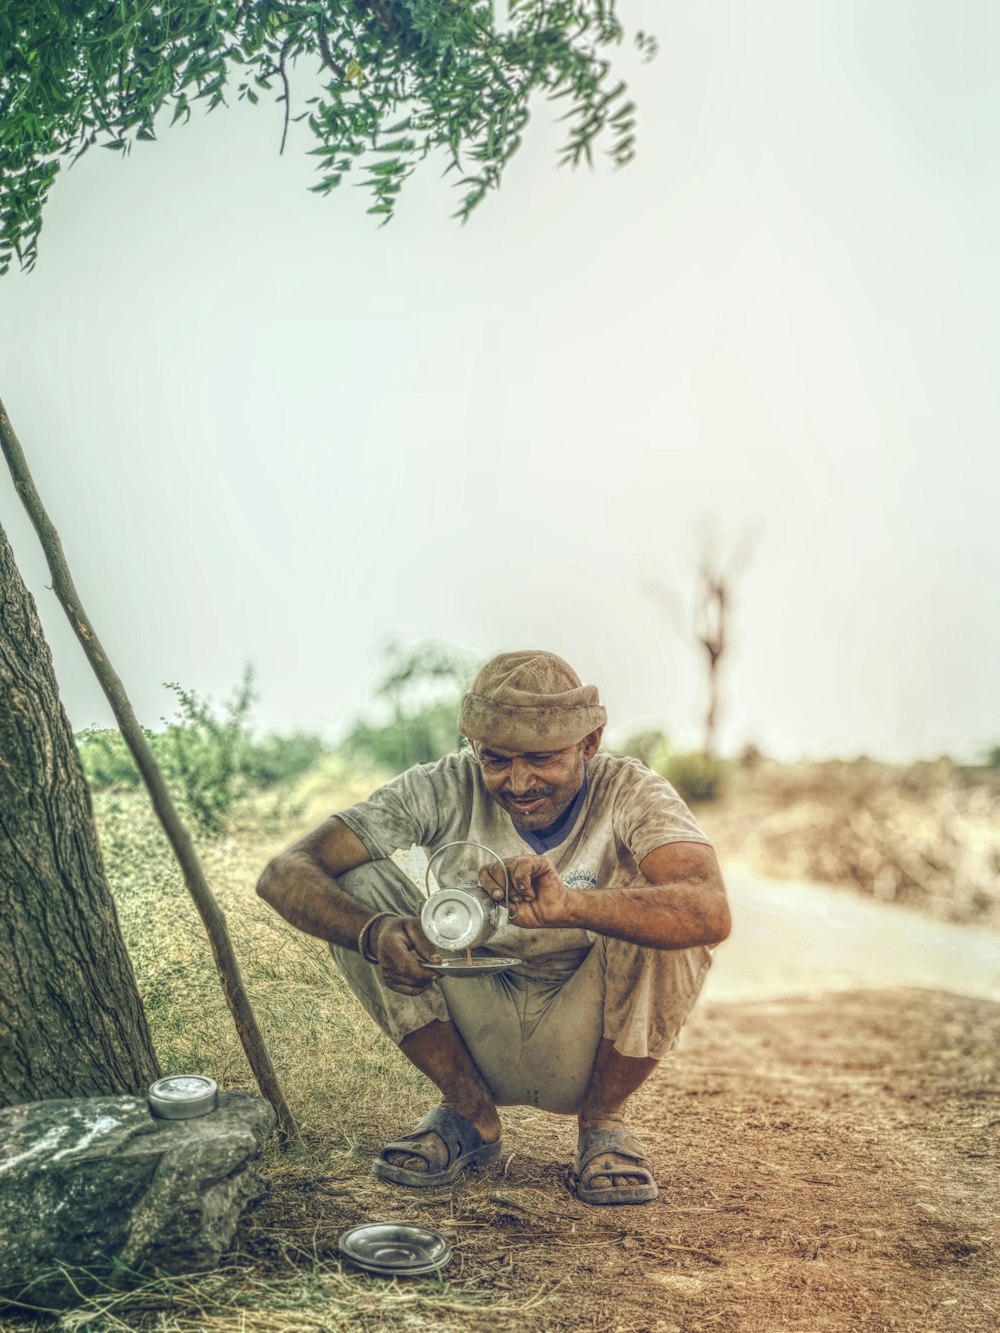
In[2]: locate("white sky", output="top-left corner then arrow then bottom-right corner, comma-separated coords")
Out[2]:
1,0 -> 998,762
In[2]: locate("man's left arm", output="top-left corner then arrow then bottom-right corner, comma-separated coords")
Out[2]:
482,842 -> 731,949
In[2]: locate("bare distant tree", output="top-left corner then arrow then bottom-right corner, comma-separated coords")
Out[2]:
643,526 -> 755,760
693,531 -> 755,758
694,553 -> 727,758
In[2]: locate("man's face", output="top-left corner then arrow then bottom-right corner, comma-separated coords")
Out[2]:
474,729 -> 602,831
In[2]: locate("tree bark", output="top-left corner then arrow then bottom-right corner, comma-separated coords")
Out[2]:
0,399 -> 298,1143
703,651 -> 720,760
0,520 -> 161,1106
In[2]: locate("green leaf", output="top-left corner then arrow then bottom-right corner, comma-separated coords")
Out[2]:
0,0 -> 641,267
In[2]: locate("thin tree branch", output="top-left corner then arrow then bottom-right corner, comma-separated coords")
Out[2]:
278,39 -> 292,154
0,397 -> 299,1146
316,16 -> 345,80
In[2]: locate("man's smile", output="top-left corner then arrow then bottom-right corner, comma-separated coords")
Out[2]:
501,783 -> 557,815
503,790 -> 553,813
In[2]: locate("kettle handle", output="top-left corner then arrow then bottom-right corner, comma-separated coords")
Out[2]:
425,841 -> 510,911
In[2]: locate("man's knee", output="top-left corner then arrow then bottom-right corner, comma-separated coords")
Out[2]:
600,939 -> 712,1061
326,862 -> 447,1042
336,858 -> 424,915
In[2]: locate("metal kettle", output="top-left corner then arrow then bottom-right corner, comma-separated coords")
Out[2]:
419,841 -> 510,953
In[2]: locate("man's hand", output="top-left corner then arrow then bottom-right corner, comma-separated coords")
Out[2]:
480,855 -> 573,930
370,915 -> 442,994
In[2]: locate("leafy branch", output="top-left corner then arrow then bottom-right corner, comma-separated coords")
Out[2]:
1,0 -> 654,269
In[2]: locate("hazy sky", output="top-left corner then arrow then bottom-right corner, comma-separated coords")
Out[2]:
1,0 -> 998,762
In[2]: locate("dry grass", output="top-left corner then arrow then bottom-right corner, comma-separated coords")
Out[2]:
4,755 -> 997,1331
100,755 -> 436,1132
28,1247 -> 561,1333
701,757 -> 1000,928
6,757 -> 576,1329
9,984 -> 995,1333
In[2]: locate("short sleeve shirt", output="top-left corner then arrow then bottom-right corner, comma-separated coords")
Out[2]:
337,750 -> 712,973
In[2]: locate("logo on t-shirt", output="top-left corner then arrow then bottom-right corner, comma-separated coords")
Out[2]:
564,869 -> 598,890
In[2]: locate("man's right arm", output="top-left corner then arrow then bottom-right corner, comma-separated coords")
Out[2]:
256,816 -> 375,946
256,816 -> 441,994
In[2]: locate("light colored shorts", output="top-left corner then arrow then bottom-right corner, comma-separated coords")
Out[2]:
330,859 -> 712,1115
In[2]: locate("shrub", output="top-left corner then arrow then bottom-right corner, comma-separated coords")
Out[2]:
340,640 -> 473,772
76,726 -> 145,789
75,668 -> 328,836
615,728 -> 672,772
156,672 -> 257,835
342,698 -> 465,771
244,732 -> 328,788
613,730 -> 723,802
662,751 -> 724,803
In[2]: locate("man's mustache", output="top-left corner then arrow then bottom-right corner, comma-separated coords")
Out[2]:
503,789 -> 553,802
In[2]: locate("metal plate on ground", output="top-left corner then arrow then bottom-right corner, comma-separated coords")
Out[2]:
341,1257 -> 451,1278
338,1223 -> 452,1276
422,955 -> 521,977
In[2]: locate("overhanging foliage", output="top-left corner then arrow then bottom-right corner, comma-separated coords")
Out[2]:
1,0 -> 653,272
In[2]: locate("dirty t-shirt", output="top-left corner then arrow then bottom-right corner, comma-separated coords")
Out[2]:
337,750 -> 712,982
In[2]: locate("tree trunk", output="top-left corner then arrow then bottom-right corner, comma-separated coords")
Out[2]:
0,521 -> 160,1106
0,401 -> 297,1141
703,651 -> 720,760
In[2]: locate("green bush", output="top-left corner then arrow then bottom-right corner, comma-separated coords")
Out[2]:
75,668 -> 328,836
343,698 -> 464,771
244,731 -> 328,787
76,726 -> 145,789
340,640 -> 473,772
616,728 -> 672,772
662,751 -> 724,803
156,672 -> 257,836
613,730 -> 723,802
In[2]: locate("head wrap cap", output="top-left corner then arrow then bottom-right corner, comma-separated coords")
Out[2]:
459,651 -> 607,752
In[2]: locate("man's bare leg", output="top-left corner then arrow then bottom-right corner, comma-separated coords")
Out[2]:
382,1020 -> 502,1172
576,1038 -> 658,1190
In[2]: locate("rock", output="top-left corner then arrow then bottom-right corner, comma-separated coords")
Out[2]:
0,1090 -> 275,1309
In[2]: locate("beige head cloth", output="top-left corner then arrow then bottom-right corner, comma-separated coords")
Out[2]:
459,651 -> 607,752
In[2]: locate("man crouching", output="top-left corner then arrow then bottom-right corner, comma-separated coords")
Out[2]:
257,650 -> 730,1204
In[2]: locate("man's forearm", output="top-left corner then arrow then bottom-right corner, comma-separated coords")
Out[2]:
256,850 -> 378,948
561,879 -> 730,950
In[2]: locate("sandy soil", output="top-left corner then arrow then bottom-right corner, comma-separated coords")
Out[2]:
245,985 -> 999,1332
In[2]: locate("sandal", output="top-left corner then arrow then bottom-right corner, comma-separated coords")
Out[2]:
372,1107 -> 502,1188
573,1127 -> 659,1206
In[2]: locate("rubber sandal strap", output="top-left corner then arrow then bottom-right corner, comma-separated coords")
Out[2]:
411,1107 -> 486,1163
576,1128 -> 651,1175
572,1127 -> 658,1205
378,1107 -> 486,1173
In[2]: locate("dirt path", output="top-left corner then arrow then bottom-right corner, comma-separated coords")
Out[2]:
584,986 -> 1000,1332
276,985 -> 997,1332
705,865 -> 1000,1003
5,864 -> 997,1331
236,873 -> 1000,1332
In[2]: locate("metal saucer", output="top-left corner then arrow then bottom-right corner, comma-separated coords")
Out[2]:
342,1257 -> 450,1278
338,1223 -> 452,1276
422,955 -> 520,977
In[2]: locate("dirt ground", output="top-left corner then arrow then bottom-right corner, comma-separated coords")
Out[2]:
4,757 -> 998,1331
237,985 -> 999,1333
